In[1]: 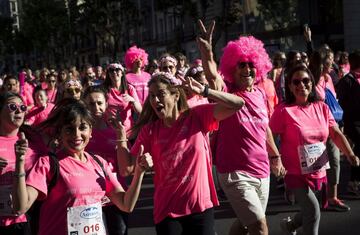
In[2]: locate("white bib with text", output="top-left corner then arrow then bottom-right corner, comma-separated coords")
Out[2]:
298,142 -> 330,175
67,202 -> 106,235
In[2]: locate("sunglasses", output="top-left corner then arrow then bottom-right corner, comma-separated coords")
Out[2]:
7,103 -> 27,112
292,78 -> 311,86
161,65 -> 175,71
238,62 -> 255,69
48,80 -> 56,83
66,88 -> 82,94
108,68 -> 122,73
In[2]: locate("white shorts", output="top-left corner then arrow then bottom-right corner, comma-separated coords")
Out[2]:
219,171 -> 270,226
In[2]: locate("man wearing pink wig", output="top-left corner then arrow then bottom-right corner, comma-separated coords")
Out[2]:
197,20 -> 286,235
124,46 -> 151,105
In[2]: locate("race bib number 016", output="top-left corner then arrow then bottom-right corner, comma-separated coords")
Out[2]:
67,202 -> 106,235
298,142 -> 330,175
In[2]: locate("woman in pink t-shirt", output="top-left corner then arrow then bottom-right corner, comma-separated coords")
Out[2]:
45,73 -> 58,104
12,99 -> 152,235
124,46 -> 151,105
0,92 -> 39,234
270,65 -> 359,235
117,72 -> 245,235
25,87 -> 55,127
197,20 -> 285,235
103,63 -> 142,137
83,86 -> 129,235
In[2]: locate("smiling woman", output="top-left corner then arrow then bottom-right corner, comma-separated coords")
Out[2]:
0,92 -> 39,235
12,98 -> 152,235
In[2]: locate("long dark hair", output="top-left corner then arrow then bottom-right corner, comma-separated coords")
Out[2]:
102,68 -> 128,94
284,65 -> 320,104
131,74 -> 188,137
39,98 -> 94,138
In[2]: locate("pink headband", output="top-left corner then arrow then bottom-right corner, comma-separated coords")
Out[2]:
160,56 -> 177,67
65,79 -> 82,88
152,72 -> 182,86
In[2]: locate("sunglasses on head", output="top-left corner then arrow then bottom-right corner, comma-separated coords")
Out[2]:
292,77 -> 311,86
108,68 -> 122,73
7,103 -> 27,112
238,62 -> 255,69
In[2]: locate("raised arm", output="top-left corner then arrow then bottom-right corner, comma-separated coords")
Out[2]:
183,76 -> 244,120
110,145 -> 153,212
197,20 -> 224,91
12,132 -> 39,215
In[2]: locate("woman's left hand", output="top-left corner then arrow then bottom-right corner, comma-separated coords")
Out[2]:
347,154 -> 360,167
182,76 -> 205,95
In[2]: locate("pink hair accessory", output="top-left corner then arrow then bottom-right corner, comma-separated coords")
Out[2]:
124,46 -> 149,70
65,79 -> 82,88
107,63 -> 124,71
152,72 -> 182,86
219,36 -> 272,84
160,56 -> 178,67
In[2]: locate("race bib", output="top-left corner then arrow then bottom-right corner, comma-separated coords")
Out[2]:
298,142 -> 330,175
67,202 -> 106,235
0,185 -> 15,216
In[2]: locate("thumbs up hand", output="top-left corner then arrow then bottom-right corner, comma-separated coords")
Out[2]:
14,132 -> 28,162
135,145 -> 153,172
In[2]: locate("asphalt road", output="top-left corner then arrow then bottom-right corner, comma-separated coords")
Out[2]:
128,160 -> 360,235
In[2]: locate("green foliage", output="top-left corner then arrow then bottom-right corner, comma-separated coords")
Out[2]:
257,0 -> 299,30
20,0 -> 70,53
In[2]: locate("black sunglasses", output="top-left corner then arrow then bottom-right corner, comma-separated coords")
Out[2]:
292,78 -> 311,86
7,103 -> 27,112
108,68 -> 122,73
238,62 -> 255,69
161,65 -> 175,71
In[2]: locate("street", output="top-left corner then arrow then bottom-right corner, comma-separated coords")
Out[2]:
128,161 -> 360,235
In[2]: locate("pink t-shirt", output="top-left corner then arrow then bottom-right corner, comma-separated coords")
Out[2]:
316,73 -> 337,101
130,104 -> 219,224
26,151 -> 121,235
215,87 -> 270,178
46,88 -> 57,104
270,102 -> 336,188
86,126 -> 127,188
126,72 -> 151,105
26,103 -> 55,127
257,78 -> 278,117
106,85 -> 140,132
187,95 -> 209,108
0,135 -> 38,226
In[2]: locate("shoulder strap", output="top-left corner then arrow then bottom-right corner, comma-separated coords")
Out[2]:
47,152 -> 60,193
88,152 -> 109,179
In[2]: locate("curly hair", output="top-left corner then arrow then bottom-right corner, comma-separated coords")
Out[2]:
124,46 -> 149,70
219,36 -> 272,84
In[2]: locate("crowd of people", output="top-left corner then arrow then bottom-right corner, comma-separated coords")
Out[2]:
1,19 -> 360,235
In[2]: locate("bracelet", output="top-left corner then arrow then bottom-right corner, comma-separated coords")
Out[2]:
116,139 -> 128,143
14,172 -> 26,178
202,84 -> 209,97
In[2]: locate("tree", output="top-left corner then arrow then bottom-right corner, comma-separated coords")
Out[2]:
77,0 -> 140,60
257,0 -> 299,30
20,0 -> 70,66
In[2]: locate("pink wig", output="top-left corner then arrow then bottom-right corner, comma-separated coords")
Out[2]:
219,36 -> 272,84
124,46 -> 149,70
